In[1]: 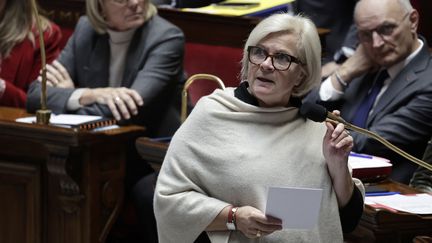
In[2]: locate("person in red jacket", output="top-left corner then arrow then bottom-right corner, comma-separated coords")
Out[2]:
0,0 -> 62,108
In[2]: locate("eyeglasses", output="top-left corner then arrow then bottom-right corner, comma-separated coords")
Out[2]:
110,0 -> 142,6
247,46 -> 303,71
357,13 -> 410,43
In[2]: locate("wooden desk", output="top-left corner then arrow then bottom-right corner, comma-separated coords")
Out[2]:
135,137 -> 168,172
346,180 -> 432,243
136,137 -> 432,243
38,1 -> 329,49
157,8 -> 329,49
0,107 -> 146,243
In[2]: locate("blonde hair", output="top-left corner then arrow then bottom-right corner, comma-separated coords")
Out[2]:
0,0 -> 51,57
241,13 -> 321,97
87,0 -> 157,34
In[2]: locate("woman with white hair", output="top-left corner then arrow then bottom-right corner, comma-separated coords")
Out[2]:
154,13 -> 364,243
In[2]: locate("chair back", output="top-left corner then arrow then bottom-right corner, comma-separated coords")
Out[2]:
181,74 -> 225,123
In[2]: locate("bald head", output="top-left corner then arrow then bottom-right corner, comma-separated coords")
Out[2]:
354,0 -> 412,23
353,0 -> 419,67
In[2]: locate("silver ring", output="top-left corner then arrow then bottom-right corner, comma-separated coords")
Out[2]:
114,96 -> 121,103
256,230 -> 261,237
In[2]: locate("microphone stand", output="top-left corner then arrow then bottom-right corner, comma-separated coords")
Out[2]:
326,112 -> 432,172
31,0 -> 51,125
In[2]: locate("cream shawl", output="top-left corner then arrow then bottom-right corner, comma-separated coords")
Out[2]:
154,88 -> 354,243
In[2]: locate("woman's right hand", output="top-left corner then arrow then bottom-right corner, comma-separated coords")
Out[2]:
39,60 -> 75,88
80,87 -> 144,121
337,44 -> 375,81
235,206 -> 282,238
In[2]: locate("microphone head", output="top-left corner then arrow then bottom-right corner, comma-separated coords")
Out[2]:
299,102 -> 328,122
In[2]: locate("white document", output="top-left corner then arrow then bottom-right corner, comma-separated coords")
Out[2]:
365,193 -> 432,214
348,152 -> 392,169
16,114 -> 103,126
265,186 -> 323,229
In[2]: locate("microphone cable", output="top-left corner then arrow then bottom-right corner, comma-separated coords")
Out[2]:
300,102 -> 432,172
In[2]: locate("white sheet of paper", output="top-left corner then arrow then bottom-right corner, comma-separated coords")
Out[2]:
265,186 -> 323,229
16,114 -> 103,126
365,193 -> 432,214
348,152 -> 392,169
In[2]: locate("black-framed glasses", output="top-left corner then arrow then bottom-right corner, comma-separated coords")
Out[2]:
247,46 -> 303,71
357,13 -> 410,43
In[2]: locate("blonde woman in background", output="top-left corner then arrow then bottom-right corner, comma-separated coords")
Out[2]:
0,0 -> 62,107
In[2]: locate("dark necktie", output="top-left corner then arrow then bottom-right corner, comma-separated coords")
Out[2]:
352,69 -> 389,128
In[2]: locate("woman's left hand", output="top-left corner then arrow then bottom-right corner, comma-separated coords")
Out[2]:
323,110 -> 355,207
322,111 -> 353,167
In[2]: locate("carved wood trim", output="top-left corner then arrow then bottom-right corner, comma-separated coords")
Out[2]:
45,144 -> 84,243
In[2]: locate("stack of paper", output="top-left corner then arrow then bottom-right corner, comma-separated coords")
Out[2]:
16,114 -> 119,131
181,0 -> 294,17
365,193 -> 432,214
348,152 -> 392,181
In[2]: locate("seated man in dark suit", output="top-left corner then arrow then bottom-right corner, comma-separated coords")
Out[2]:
305,0 -> 432,184
410,138 -> 432,192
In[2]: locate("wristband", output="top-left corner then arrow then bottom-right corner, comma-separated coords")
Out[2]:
0,79 -> 5,98
226,206 -> 238,230
334,70 -> 348,89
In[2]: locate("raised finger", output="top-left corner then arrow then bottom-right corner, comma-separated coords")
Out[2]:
331,123 -> 345,139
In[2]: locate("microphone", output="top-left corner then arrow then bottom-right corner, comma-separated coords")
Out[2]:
300,102 -> 432,172
31,0 -> 51,124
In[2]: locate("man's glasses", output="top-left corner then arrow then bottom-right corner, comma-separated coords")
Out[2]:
247,46 -> 303,71
357,13 -> 410,43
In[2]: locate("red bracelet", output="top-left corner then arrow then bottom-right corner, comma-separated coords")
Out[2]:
232,207 -> 238,228
226,206 -> 238,230
227,205 -> 234,222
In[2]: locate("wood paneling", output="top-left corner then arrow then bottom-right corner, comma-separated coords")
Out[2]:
0,107 -> 146,243
0,162 -> 40,243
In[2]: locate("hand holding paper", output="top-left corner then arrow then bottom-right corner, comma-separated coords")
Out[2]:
265,187 -> 323,229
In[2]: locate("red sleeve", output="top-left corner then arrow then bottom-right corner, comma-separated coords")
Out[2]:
0,22 -> 62,108
0,81 -> 27,107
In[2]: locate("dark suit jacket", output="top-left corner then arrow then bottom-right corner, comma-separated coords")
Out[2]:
306,41 -> 432,184
27,15 -> 185,137
409,138 -> 432,192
